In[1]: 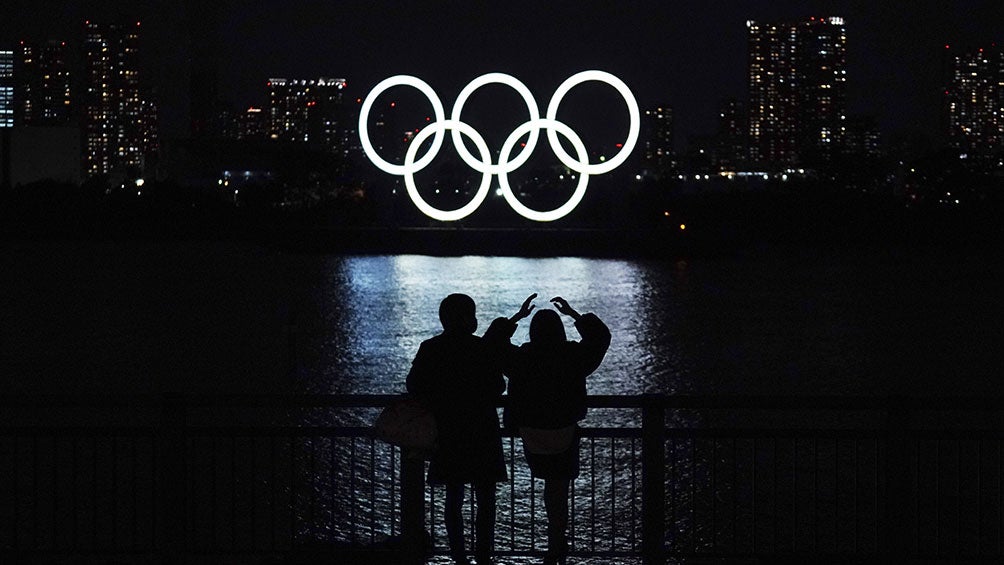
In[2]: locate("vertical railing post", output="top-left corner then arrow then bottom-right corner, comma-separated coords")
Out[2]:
159,393 -> 188,565
641,394 -> 666,565
400,452 -> 426,564
284,308 -> 298,379
884,396 -> 911,558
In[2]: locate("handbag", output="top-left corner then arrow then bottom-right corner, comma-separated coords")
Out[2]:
373,395 -> 437,454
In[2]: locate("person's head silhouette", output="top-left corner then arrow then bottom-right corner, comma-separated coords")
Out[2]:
529,309 -> 566,344
439,293 -> 477,334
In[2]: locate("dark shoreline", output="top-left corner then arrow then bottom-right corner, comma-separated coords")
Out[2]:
3,222 -> 1000,260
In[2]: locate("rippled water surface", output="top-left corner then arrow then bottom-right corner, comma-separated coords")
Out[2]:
2,241 -> 1000,397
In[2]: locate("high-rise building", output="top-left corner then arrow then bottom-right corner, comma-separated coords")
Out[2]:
945,44 -> 1003,173
16,40 -> 73,126
267,77 -> 347,149
238,106 -> 267,140
0,50 -> 14,128
746,16 -> 847,169
844,115 -> 882,160
83,20 -> 158,177
716,98 -> 747,171
641,105 -> 674,177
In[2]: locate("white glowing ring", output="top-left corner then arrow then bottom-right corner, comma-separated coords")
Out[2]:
450,73 -> 541,175
358,75 -> 446,175
545,70 -> 640,175
358,71 -> 639,222
498,119 -> 590,222
403,120 -> 493,222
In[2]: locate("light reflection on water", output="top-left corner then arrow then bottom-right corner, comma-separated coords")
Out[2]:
4,242 -> 997,398
295,249 -> 1001,402
307,254 -> 688,400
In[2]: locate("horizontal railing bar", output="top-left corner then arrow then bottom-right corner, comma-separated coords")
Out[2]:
664,550 -> 889,559
664,428 -> 1004,439
2,393 -> 1003,411
0,426 -> 156,436
185,425 -> 372,436
179,426 -> 645,438
662,550 -> 1002,563
182,549 -> 401,556
636,395 -> 1004,410
1,550 -> 162,556
3,426 -> 1002,440
495,550 -> 640,557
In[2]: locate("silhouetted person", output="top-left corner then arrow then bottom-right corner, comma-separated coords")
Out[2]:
406,293 -> 516,565
500,295 -> 611,565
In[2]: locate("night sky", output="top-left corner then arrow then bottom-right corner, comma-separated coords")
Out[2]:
2,1 -> 1001,149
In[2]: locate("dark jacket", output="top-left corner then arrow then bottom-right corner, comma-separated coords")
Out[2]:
502,313 -> 611,429
406,319 -> 510,484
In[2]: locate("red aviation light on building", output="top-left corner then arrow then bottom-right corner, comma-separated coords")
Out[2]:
945,44 -> 951,49
615,143 -> 623,148
390,102 -> 396,107
136,21 -> 141,27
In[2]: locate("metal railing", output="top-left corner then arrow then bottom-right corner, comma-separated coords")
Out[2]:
1,394 -> 1002,563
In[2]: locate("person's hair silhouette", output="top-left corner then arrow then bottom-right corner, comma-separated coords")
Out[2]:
406,293 -> 511,565
529,308 -> 565,343
440,292 -> 477,334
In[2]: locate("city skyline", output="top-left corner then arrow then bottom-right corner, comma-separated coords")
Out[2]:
1,1 -> 1000,150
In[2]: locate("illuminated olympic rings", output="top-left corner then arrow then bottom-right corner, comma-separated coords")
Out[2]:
358,71 -> 640,222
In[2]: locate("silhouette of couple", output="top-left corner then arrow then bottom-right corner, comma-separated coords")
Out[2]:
406,293 -> 611,565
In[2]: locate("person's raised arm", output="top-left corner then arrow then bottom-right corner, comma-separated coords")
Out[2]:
509,293 -> 537,323
550,296 -> 581,321
552,296 -> 611,375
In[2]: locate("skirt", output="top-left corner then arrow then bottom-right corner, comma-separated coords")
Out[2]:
522,427 -> 580,481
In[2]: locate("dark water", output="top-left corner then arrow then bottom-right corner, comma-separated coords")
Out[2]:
1,240 -> 999,397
